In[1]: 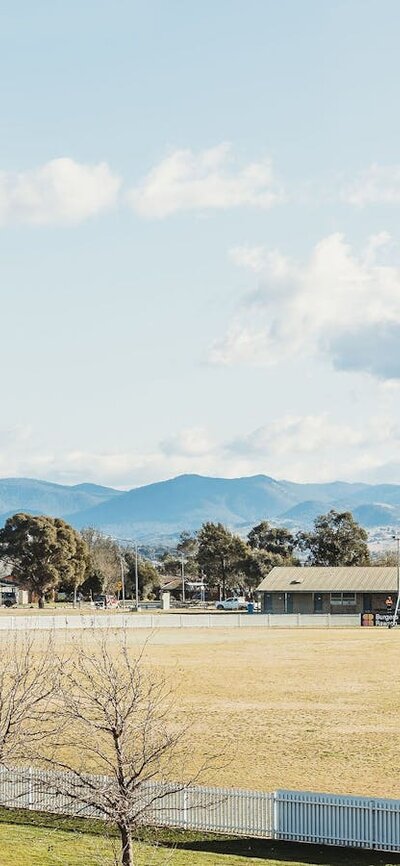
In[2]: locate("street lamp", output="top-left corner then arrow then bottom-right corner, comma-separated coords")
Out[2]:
113,536 -> 145,611
134,543 -> 139,611
119,555 -> 126,608
391,535 -> 400,628
181,554 -> 185,604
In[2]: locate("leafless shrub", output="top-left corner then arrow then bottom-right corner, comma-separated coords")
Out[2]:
36,629 -> 221,866
0,631 -> 57,768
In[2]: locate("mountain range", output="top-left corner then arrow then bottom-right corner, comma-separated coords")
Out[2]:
1,474 -> 400,543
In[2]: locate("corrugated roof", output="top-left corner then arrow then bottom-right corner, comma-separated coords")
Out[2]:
257,566 -> 399,593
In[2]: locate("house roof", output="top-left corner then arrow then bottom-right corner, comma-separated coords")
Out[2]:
0,559 -> 13,580
160,577 -> 182,591
257,566 -> 399,593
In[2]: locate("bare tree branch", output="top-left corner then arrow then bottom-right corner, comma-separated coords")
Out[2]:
35,628 -> 223,866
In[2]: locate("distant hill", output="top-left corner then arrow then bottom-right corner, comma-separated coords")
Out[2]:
279,500 -> 329,524
0,478 -> 121,524
2,473 -> 400,542
351,503 -> 398,528
65,474 -> 298,537
64,474 -> 400,540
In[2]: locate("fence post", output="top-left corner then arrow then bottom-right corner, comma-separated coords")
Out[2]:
28,767 -> 33,810
273,791 -> 279,840
371,799 -> 376,850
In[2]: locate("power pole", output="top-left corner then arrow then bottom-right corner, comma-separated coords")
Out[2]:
135,544 -> 139,610
391,535 -> 400,628
181,554 -> 185,603
120,556 -> 125,607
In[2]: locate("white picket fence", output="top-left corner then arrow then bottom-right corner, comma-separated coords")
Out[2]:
0,612 -> 361,631
0,768 -> 274,838
275,789 -> 400,852
0,767 -> 399,851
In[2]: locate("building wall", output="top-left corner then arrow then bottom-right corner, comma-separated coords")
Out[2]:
329,593 -> 361,614
261,591 -> 397,615
370,592 -> 396,612
292,593 -> 314,614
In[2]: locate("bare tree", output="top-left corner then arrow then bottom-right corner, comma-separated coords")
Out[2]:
39,630 -> 214,866
0,631 -> 57,767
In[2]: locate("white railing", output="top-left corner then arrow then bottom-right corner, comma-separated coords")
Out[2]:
275,789 -> 400,852
0,767 -> 274,838
0,767 -> 399,850
0,613 -> 361,630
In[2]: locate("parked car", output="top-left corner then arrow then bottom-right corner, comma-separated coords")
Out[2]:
215,596 -> 248,611
2,593 -> 16,608
93,594 -> 119,609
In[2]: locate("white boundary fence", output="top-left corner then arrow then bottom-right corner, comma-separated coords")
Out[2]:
0,613 -> 361,630
0,768 -> 274,839
0,768 -> 399,851
275,789 -> 400,852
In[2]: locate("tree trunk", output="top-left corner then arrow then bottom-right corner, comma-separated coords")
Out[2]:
38,593 -> 44,610
119,823 -> 133,866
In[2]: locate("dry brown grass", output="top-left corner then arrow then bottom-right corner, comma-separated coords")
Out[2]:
4,626 -> 400,800
114,626 -> 400,799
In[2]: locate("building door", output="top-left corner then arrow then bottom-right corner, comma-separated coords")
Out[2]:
285,592 -> 293,613
363,593 -> 372,612
314,593 -> 323,613
264,593 -> 273,613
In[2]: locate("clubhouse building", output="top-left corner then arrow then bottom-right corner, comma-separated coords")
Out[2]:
257,566 -> 399,615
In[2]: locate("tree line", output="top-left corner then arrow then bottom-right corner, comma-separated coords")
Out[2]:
160,508 -> 371,597
0,514 -> 160,607
0,507 -> 379,606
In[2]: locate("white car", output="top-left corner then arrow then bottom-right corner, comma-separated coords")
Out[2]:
215,596 -> 248,611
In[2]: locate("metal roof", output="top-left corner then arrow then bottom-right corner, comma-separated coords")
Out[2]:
257,566 -> 399,593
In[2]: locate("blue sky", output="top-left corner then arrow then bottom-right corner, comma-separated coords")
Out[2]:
2,0 -> 400,487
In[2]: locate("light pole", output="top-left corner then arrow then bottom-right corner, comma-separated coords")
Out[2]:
391,535 -> 400,628
200,569 -> 206,605
181,554 -> 185,604
112,536 -> 143,610
119,555 -> 126,608
135,543 -> 139,610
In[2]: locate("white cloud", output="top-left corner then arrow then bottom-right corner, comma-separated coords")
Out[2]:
2,415 -> 400,488
160,427 -> 215,457
128,144 -> 284,218
0,158 -> 121,225
211,233 -> 400,379
227,415 -> 364,458
344,164 -> 400,206
229,244 -> 290,276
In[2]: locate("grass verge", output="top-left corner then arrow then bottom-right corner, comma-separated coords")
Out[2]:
0,808 -> 398,866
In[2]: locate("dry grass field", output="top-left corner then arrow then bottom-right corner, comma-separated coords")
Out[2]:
4,625 -> 400,800
117,626 -> 400,799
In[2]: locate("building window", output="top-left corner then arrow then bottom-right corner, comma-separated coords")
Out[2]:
330,592 -> 356,606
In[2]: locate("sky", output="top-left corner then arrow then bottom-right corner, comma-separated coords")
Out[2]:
2,0 -> 400,488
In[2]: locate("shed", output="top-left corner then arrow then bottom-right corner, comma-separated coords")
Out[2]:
257,566 -> 399,615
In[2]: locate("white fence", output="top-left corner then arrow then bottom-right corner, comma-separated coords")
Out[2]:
0,768 -> 274,838
0,767 -> 399,851
276,789 -> 400,852
0,613 -> 361,631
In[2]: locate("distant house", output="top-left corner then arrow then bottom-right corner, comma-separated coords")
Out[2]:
257,566 -> 400,615
0,560 -> 29,606
159,575 -> 208,601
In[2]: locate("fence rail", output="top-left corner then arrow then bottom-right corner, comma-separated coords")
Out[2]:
275,789 -> 400,852
0,613 -> 361,631
0,768 -> 399,851
0,767 -> 274,838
